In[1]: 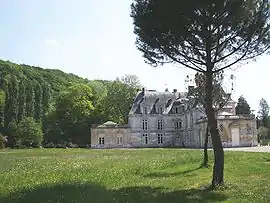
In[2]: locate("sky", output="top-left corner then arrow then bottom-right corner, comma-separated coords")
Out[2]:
0,0 -> 269,114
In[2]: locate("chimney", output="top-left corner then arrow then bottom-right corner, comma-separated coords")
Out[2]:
173,89 -> 177,93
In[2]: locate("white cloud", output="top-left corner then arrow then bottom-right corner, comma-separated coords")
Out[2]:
45,39 -> 59,46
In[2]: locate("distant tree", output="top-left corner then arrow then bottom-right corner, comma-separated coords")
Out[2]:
103,75 -> 142,124
120,74 -> 142,89
17,117 -> 43,147
235,96 -> 251,115
131,0 -> 270,187
257,126 -> 269,143
258,98 -> 270,128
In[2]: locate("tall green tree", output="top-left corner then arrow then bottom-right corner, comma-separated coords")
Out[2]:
131,0 -> 270,187
17,117 -> 43,147
3,75 -> 19,130
34,83 -> 43,121
17,79 -> 26,121
0,89 -> 5,132
25,82 -> 35,118
235,96 -> 251,115
258,98 -> 270,128
89,80 -> 108,124
47,83 -> 94,145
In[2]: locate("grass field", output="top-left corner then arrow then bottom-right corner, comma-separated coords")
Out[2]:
0,148 -> 269,203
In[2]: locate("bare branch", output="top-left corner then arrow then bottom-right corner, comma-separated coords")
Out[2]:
213,44 -> 270,73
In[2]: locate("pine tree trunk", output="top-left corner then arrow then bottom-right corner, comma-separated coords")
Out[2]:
202,124 -> 209,167
205,71 -> 224,187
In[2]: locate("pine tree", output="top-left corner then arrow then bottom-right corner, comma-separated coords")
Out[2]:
235,96 -> 251,115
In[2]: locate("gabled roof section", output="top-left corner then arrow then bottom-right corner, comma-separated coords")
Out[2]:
129,91 -> 144,115
129,89 -> 187,115
149,98 -> 160,114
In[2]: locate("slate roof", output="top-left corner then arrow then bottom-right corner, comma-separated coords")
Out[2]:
129,89 -> 187,115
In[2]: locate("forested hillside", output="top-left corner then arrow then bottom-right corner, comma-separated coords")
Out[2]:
0,59 -> 141,148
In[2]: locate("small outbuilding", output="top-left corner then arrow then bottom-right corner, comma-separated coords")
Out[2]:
91,121 -> 131,148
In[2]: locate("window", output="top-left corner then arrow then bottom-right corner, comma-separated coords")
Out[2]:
175,121 -> 182,129
117,136 -> 123,145
142,120 -> 148,130
246,124 -> 252,134
157,133 -> 163,144
185,114 -> 188,128
144,107 -> 147,114
190,113 -> 193,127
175,107 -> 178,114
99,137 -> 105,145
219,124 -> 224,132
157,120 -> 163,130
142,133 -> 148,144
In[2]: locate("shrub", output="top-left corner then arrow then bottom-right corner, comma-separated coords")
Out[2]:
0,133 -> 5,149
43,142 -> 55,148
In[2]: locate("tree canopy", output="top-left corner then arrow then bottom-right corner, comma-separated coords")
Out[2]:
131,0 -> 270,72
235,96 -> 251,115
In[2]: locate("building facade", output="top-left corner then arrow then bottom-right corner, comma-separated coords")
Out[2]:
91,88 -> 258,148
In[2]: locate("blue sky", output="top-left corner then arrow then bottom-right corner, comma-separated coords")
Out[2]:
0,0 -> 269,113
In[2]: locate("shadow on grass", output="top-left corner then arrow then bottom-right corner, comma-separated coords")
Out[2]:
144,166 -> 202,178
0,182 -> 227,203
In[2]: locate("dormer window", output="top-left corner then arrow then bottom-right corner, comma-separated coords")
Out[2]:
159,107 -> 163,114
180,106 -> 185,112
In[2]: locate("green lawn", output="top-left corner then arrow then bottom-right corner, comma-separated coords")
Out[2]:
0,148 -> 269,203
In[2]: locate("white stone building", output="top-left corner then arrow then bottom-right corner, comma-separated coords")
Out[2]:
91,88 -> 258,148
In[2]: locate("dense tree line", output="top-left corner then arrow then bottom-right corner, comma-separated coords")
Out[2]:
0,60 -> 141,148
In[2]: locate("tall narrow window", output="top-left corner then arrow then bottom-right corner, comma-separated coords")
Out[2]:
175,121 -> 182,129
190,113 -> 193,127
99,137 -> 105,145
144,107 -> 147,114
246,124 -> 252,134
175,107 -> 178,114
142,120 -> 148,130
185,114 -> 188,128
117,136 -> 123,145
157,120 -> 163,130
142,133 -> 148,144
157,133 -> 163,144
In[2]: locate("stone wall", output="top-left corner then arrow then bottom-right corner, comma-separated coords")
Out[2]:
196,116 -> 258,148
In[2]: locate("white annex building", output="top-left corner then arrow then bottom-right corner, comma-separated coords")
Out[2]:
91,88 -> 258,148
